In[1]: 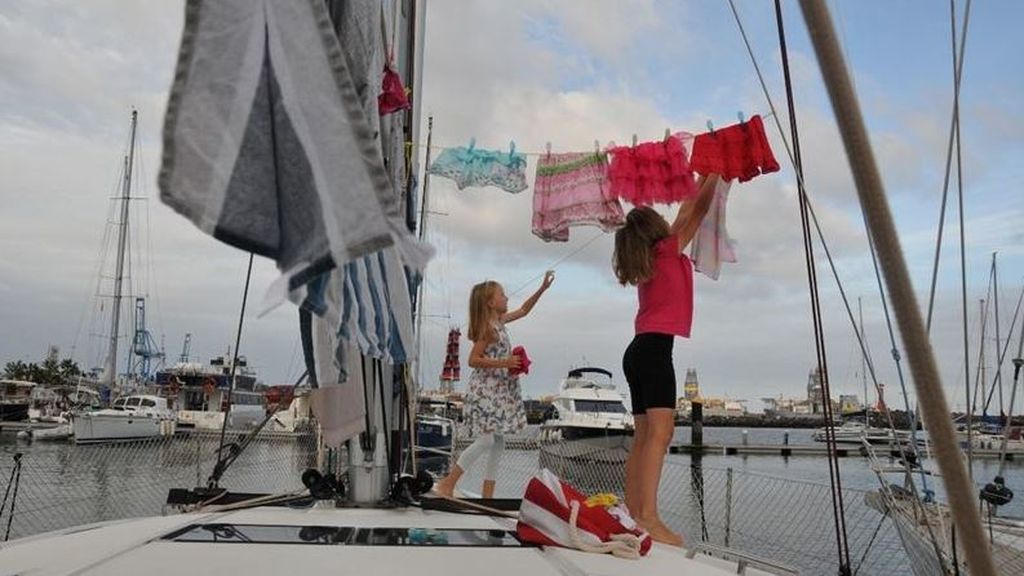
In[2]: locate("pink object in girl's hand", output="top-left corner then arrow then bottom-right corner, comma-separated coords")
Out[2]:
509,346 -> 531,376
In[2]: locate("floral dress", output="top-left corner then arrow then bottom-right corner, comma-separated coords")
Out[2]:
464,322 -> 527,437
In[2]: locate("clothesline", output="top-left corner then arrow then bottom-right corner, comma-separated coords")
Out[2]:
404,111 -> 775,157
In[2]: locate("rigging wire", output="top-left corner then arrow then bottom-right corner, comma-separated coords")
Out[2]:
508,230 -> 605,297
925,0 -> 972,334
730,0 -> 853,569
981,283 -> 1024,415
796,0 -> 996,572
950,0 -> 975,482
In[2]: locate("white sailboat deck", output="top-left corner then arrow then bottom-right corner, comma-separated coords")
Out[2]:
0,503 -> 790,575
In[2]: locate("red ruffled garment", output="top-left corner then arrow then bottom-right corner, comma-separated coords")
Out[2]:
378,64 -> 411,116
689,115 -> 779,182
607,133 -> 697,206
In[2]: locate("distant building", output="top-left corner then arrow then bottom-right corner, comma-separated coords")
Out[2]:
684,368 -> 700,400
674,369 -> 746,418
807,368 -> 825,413
839,394 -> 861,414
702,397 -> 747,418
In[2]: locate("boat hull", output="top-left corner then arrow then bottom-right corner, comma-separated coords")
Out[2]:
72,413 -> 175,444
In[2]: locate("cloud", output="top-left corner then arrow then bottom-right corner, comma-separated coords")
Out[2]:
1,0 -> 1021,418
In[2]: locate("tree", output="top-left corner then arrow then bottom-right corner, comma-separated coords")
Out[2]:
2,357 -> 83,386
2,360 -> 30,380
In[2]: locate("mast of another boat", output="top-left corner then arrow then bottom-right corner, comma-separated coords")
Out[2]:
102,109 -> 138,397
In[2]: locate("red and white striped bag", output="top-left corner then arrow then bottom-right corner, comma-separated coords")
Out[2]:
516,468 -> 652,559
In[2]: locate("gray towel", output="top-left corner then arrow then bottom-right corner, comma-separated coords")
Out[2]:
160,0 -> 399,295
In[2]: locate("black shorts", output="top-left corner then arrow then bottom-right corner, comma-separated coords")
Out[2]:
622,333 -> 676,415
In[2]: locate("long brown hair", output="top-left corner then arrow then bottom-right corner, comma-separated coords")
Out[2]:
467,280 -> 501,342
613,206 -> 671,286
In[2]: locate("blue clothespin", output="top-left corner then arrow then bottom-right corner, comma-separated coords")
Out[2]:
467,137 -> 476,151
737,111 -> 746,124
706,120 -> 715,135
509,140 -> 517,158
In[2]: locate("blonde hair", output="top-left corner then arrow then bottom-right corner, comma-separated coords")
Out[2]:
467,280 -> 501,342
612,206 -> 671,286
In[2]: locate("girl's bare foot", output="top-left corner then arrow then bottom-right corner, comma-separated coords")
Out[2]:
636,517 -> 685,548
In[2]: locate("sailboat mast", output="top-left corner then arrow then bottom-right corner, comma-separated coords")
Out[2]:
413,115 -> 434,390
992,252 -> 1004,415
858,297 -> 868,423
979,298 -> 987,418
103,109 -> 138,391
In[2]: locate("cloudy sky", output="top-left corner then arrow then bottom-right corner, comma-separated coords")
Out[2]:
1,1 -> 1022,413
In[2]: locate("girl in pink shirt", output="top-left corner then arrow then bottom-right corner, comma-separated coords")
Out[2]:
612,174 -> 720,547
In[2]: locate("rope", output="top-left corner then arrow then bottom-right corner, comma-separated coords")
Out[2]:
408,117 -> 775,159
728,0 -> 852,570
1,453 -> 23,541
770,1 -> 853,571
852,513 -> 888,576
192,489 -> 312,514
567,500 -> 644,560
508,230 -> 604,297
925,0 -> 972,334
731,0 -> 943,559
796,2 -> 995,575
213,251 -> 255,487
424,492 -> 518,519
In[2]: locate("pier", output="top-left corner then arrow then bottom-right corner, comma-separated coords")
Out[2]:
669,443 -> 1024,460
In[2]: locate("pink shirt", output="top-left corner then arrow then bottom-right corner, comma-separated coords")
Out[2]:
635,236 -> 694,337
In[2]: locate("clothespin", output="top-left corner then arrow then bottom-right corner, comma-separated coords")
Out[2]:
467,137 -> 476,150
664,128 -> 671,141
706,120 -> 715,135
594,140 -> 601,155
632,134 -> 638,147
737,111 -> 746,124
545,141 -> 552,158
509,140 -> 517,158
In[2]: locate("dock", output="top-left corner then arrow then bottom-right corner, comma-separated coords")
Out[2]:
0,421 -> 61,433
0,421 -> 309,441
669,443 -> 1024,460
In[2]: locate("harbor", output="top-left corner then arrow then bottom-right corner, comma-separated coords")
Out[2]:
2,0 -> 1024,575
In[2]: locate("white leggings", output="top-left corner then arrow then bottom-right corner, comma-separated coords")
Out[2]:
456,433 -> 505,482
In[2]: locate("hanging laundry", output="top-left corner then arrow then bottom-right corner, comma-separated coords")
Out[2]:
532,151 -> 624,242
298,244 -> 416,381
307,310 -> 367,447
689,115 -> 780,182
378,63 -> 411,115
428,139 -> 528,193
159,0 -> 434,309
689,177 -> 737,280
327,0 -> 385,133
607,133 -> 698,206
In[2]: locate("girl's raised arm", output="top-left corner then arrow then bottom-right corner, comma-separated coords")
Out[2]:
670,173 -> 720,253
502,271 -> 554,324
